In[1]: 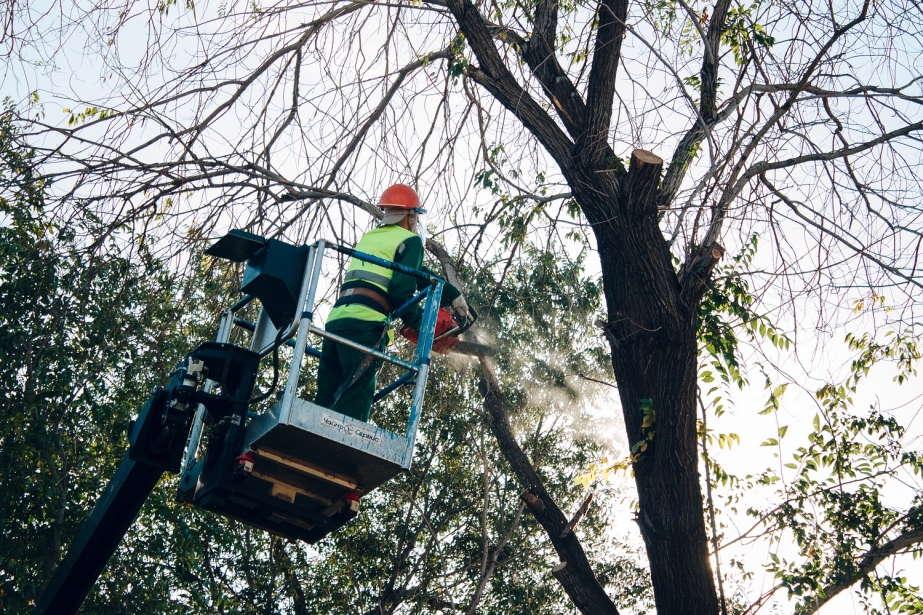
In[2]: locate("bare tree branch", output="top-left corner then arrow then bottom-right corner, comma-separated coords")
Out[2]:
744,119 -> 923,181
580,0 -> 628,167
475,356 -> 620,615
760,174 -> 923,289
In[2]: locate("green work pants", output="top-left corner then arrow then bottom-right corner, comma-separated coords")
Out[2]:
313,325 -> 387,422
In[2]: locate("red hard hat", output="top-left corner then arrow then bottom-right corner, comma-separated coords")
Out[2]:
378,183 -> 421,210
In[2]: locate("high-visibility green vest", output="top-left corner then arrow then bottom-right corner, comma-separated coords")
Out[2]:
327,224 -> 421,324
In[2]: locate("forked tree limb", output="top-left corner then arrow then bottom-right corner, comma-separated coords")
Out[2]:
520,28 -> 587,139
444,0 -> 574,168
678,241 -> 726,308
463,65 -> 574,167
518,0 -> 590,139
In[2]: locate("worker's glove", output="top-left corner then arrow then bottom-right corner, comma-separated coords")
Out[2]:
451,296 -> 470,319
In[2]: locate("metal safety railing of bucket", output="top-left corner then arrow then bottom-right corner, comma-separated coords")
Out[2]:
180,239 -> 444,484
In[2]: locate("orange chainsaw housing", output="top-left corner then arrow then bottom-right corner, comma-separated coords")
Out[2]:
400,308 -> 460,354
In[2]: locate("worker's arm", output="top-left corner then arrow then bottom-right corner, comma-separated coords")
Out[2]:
418,264 -> 461,306
388,238 -> 462,329
387,236 -> 426,329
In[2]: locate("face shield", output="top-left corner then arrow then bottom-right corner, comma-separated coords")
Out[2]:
412,208 -> 428,243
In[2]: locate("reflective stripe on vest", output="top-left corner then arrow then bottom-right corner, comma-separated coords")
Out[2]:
342,225 -> 419,293
344,269 -> 392,289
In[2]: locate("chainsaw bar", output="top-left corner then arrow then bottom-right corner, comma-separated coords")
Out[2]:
451,340 -> 498,357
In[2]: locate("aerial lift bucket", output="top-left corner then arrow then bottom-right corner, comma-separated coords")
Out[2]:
176,232 -> 446,543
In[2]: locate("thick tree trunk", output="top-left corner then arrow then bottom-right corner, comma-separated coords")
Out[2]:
605,319 -> 717,615
439,0 -> 726,602
574,151 -> 720,615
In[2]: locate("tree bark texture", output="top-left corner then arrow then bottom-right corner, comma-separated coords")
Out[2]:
576,151 -> 721,615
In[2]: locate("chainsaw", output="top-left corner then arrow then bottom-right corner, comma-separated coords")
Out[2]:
400,305 -> 497,357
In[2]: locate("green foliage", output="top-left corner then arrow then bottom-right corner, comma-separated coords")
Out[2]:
845,330 -> 920,385
631,398 -> 656,455
644,0 -> 681,36
61,106 -> 116,128
694,234 -> 921,613
474,145 -> 508,196
0,107 -> 311,614
0,109 -> 195,612
157,0 -> 195,16
759,382 -> 789,416
0,103 -> 44,209
698,235 -> 790,407
645,0 -> 775,76
696,234 -> 790,500
683,74 -> 702,91
747,329 -> 923,613
873,576 -> 923,615
448,33 -> 469,81
474,145 -> 581,247
722,3 -> 776,65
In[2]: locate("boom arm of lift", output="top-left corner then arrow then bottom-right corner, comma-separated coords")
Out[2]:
32,230 -> 292,615
32,342 -> 262,615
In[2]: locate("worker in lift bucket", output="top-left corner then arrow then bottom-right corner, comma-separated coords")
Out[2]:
314,183 -> 468,422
